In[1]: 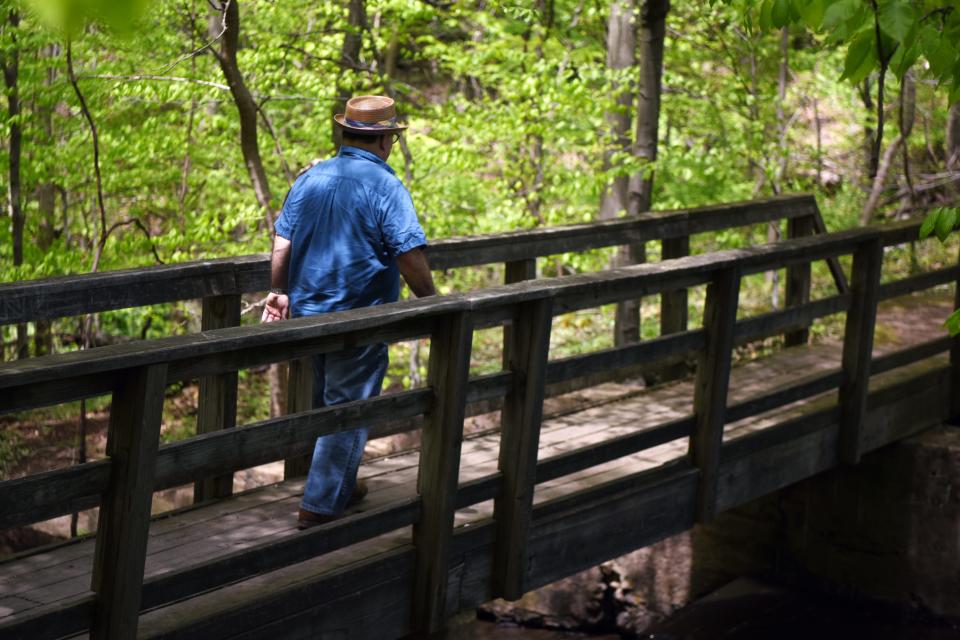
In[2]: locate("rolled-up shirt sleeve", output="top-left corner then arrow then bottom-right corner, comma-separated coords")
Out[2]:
379,180 -> 427,257
274,180 -> 304,240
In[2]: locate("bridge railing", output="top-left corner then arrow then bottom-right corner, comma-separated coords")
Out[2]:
0,194 -> 845,497
0,218 -> 955,639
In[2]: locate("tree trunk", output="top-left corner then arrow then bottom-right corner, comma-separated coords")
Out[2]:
614,0 -> 668,348
332,0 -> 366,149
211,0 -> 274,230
210,1 -> 285,416
947,102 -> 960,172
598,0 -> 635,221
2,9 -> 26,360
627,0 -> 668,217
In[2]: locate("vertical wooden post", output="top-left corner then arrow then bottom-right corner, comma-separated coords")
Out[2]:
614,242 -> 646,346
195,294 -> 240,501
839,236 -> 883,465
91,363 -> 167,640
689,267 -> 740,523
412,310 -> 474,634
784,215 -> 815,347
657,235 -> 690,381
503,258 -> 537,370
493,296 -> 554,600
283,357 -> 314,479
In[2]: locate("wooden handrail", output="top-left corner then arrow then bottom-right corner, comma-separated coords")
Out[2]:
0,194 -> 819,325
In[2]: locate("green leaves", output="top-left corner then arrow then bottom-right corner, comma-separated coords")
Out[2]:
27,0 -> 150,36
877,0 -> 915,42
920,207 -> 960,243
840,28 -> 876,83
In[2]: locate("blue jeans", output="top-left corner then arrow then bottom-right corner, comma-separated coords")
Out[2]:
300,343 -> 388,515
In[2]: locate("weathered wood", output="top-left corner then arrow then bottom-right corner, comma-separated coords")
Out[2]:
0,255 -> 260,325
546,329 -> 705,386
0,461 -> 108,530
809,207 -> 850,294
493,298 -> 553,600
879,265 -> 960,301
525,462 -> 698,591
536,417 -> 694,484
90,363 -> 167,640
283,357 -> 314,479
785,214 -> 814,346
689,266 -> 741,523
871,336 -> 952,375
141,498 -> 420,612
503,258 -> 537,371
0,196 -> 814,327
0,389 -> 429,531
195,294 -> 241,502
838,236 -> 883,465
733,294 -> 850,345
656,235 -> 690,381
412,310 -> 474,633
427,194 -> 816,271
0,593 -> 93,640
724,370 -> 843,424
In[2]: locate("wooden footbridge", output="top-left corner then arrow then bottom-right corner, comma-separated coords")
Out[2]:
0,195 -> 956,639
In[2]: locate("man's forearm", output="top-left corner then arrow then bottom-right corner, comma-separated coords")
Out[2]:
271,235 -> 292,290
397,247 -> 436,298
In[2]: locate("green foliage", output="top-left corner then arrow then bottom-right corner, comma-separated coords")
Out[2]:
920,206 -> 960,242
27,0 -> 151,35
753,0 -> 960,98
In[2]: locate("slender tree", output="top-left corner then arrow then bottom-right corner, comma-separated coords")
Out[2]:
614,0 -> 669,347
598,0 -> 635,221
948,102 -> 960,172
210,0 -> 275,230
1,8 -> 26,359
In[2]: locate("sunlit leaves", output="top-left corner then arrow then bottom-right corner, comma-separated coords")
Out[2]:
877,0 -> 915,42
840,28 -> 876,82
27,0 -> 151,35
919,207 -> 960,243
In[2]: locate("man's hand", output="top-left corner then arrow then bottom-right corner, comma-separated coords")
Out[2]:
262,292 -> 289,322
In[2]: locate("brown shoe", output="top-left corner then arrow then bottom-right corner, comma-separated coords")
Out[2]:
297,508 -> 338,530
297,479 -> 368,530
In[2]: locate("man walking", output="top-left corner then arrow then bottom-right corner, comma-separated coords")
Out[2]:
261,95 -> 436,528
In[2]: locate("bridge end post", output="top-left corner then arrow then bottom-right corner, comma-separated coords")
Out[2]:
952,243 -> 960,420
195,294 -> 241,501
839,236 -> 883,465
690,266 -> 740,523
493,296 -> 553,601
412,310 -> 474,635
90,363 -> 167,640
282,357 -> 314,478
656,234 -> 691,382
785,215 -> 815,347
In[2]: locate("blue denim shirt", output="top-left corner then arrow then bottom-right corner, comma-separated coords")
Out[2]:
274,146 -> 427,317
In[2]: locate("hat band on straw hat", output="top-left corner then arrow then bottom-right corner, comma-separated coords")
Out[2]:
345,116 -> 399,130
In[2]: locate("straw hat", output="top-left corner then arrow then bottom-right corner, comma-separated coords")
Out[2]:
334,95 -> 407,134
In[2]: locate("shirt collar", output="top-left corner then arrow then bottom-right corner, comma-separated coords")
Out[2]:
338,145 -> 396,175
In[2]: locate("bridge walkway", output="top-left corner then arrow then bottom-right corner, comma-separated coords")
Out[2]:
0,295 -> 949,638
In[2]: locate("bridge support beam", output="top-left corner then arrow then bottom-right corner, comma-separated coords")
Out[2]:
494,297 -> 554,600
839,235 -> 883,465
91,363 -> 167,640
413,310 -> 474,634
691,266 -> 740,523
195,293 -> 240,501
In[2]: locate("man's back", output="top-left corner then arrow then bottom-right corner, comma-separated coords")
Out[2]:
275,146 -> 425,317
